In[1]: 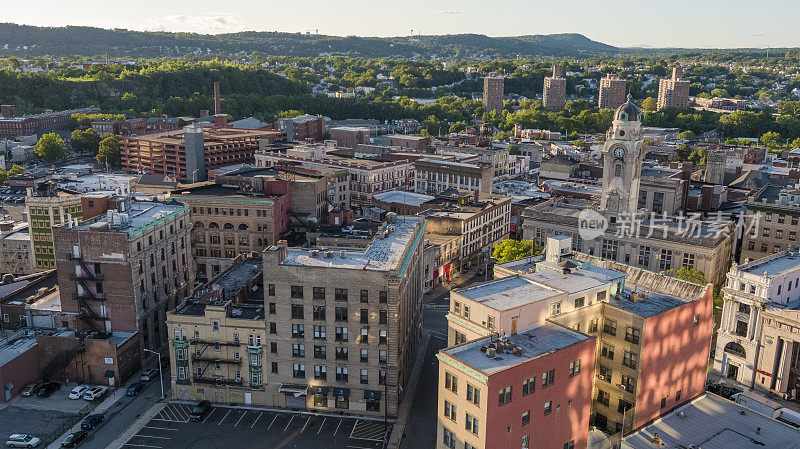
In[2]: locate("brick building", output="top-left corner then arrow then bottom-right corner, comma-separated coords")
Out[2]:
0,107 -> 99,139
25,181 -> 83,270
483,75 -> 504,114
386,135 -> 431,153
543,65 -> 567,112
739,186 -> 800,262
598,75 -> 627,109
120,127 -> 285,183
330,127 -> 370,149
413,158 -> 494,195
277,115 -> 327,142
657,67 -> 690,110
52,198 -> 194,355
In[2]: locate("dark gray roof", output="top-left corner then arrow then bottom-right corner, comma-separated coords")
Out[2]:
615,97 -> 641,122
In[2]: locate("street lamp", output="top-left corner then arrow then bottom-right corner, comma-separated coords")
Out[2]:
143,348 -> 165,400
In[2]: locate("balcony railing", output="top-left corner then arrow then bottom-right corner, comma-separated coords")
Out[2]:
193,376 -> 243,386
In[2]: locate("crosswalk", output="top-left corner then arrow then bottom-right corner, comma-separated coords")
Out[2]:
350,419 -> 390,441
152,403 -> 192,422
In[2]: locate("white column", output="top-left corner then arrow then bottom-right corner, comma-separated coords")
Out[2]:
751,308 -> 762,343
748,306 -> 759,341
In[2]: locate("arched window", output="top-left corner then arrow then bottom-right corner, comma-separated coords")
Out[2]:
194,222 -> 204,229
614,164 -> 622,177
223,223 -> 234,230
208,222 -> 219,229
238,223 -> 249,231
724,342 -> 746,358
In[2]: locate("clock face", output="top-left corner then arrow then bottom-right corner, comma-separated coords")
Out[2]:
614,147 -> 625,159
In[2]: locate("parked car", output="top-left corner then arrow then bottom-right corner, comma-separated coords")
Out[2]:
20,383 -> 40,397
140,368 -> 159,382
80,414 -> 104,431
125,382 -> 144,396
5,434 -> 40,448
81,386 -> 107,401
68,385 -> 89,400
60,431 -> 87,448
36,382 -> 61,398
189,400 -> 212,421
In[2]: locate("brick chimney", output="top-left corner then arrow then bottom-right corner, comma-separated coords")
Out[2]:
213,82 -> 222,115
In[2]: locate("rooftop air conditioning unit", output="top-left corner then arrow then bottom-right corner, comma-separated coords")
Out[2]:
486,347 -> 496,358
326,251 -> 333,258
310,250 -> 319,257
339,250 -> 347,258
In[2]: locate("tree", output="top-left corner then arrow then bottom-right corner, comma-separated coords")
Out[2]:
665,267 -> 707,285
0,165 -> 25,186
677,130 -> 697,141
492,239 -> 538,263
760,131 -> 783,149
34,133 -> 69,162
641,97 -> 657,112
676,143 -> 692,161
507,144 -> 520,155
96,136 -> 121,168
791,137 -> 800,149
70,128 -> 102,155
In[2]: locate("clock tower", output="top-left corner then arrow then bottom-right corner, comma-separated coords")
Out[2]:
599,95 -> 644,219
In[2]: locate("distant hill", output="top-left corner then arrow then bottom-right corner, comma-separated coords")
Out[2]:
0,24 -> 619,58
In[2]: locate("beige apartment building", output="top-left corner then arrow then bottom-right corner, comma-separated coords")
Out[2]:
657,66 -> 690,110
0,222 -> 33,276
483,75 -> 504,114
599,75 -> 627,110
739,185 -> 800,262
543,65 -> 567,112
261,216 -> 426,417
26,182 -> 82,270
413,158 -> 493,195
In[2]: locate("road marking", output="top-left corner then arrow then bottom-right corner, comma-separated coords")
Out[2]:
142,427 -> 179,431
301,417 -> 311,433
429,330 -> 448,339
346,446 -> 376,449
268,414 -> 278,430
234,411 -> 247,427
284,415 -> 294,431
251,412 -> 263,428
317,417 -> 326,434
334,419 -> 342,436
202,408 -> 215,424
123,445 -> 162,448
218,409 -> 231,425
135,435 -> 171,440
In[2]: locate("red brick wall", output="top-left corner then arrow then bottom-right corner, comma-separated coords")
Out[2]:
635,285 -> 713,428
0,343 -> 40,402
485,336 -> 596,449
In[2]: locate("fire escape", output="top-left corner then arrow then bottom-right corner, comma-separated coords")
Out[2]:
69,254 -> 109,336
189,338 -> 243,386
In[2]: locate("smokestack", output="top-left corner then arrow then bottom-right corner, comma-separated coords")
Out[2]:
214,82 -> 221,115
106,52 -> 109,66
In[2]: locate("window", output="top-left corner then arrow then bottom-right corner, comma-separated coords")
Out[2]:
292,324 -> 305,338
313,287 -> 325,300
625,326 -> 640,344
544,401 -> 552,415
487,315 -> 495,330
521,410 -> 530,426
379,310 -> 388,324
550,301 -> 561,317
379,350 -> 387,364
379,291 -> 388,303
467,385 -> 480,405
442,428 -> 455,449
269,322 -> 277,334
574,297 -> 585,308
360,290 -> 369,303
314,345 -> 326,359
314,365 -> 327,380
463,305 -> 470,319
652,192 -> 664,214
335,288 -> 348,302
676,389 -> 682,402
360,349 -> 369,363
623,351 -> 638,369
335,347 -> 348,360
314,325 -> 326,339
360,309 -> 369,324
379,330 -> 387,344
659,249 -> 672,270
621,374 -> 636,393
601,343 -> 615,360
313,306 -> 326,320
291,304 -> 304,319
660,397 -> 667,409
291,285 -> 303,299
542,369 -> 555,388
693,314 -> 700,327
618,399 -> 633,414
597,389 -> 610,407
335,327 -> 348,342
212,321 -> 219,332
638,190 -> 647,209
498,386 -> 512,406
522,377 -> 535,396
564,441 -> 575,449
335,307 -> 348,322
336,367 -> 348,382
270,342 -> 277,353
360,369 -> 368,384
292,344 -> 305,357
522,435 -> 530,449
269,302 -> 276,314
588,318 -> 598,333
638,246 -> 651,266
603,319 -> 617,336
445,372 -> 458,393
569,359 -> 581,377
601,239 -> 618,260
614,164 -> 622,177
444,400 -> 457,421
465,414 -> 478,435
292,364 -> 306,378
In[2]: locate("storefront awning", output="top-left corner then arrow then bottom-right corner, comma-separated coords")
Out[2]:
364,390 -> 382,401
104,370 -> 115,378
279,384 -> 307,396
307,386 -> 329,396
332,387 -> 350,399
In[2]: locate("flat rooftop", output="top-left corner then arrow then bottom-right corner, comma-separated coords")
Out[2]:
281,216 -> 424,273
173,300 -> 264,321
609,289 -> 691,318
443,323 -> 592,375
416,158 -> 481,169
525,260 -> 624,295
455,275 -> 560,311
739,252 -> 800,278
212,257 -> 263,302
373,190 -> 434,207
73,201 -> 186,235
170,183 -> 282,202
0,335 -> 37,367
623,393 -> 800,449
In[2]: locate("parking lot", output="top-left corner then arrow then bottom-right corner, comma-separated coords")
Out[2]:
121,402 -> 392,449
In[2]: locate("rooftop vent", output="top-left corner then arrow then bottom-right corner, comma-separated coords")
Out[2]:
339,250 -> 347,259
486,347 -> 496,358
310,249 -> 319,257
325,251 -> 333,258
513,347 -> 523,357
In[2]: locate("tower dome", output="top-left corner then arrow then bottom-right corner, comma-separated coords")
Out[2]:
614,94 -> 642,123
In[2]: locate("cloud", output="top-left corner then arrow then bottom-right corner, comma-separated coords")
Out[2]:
147,13 -> 243,33
432,10 -> 462,15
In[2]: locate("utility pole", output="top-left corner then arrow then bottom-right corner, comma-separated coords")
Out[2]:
143,348 -> 164,400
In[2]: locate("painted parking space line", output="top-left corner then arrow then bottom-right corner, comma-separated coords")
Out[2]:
142,426 -> 179,431
284,415 -> 295,432
202,407 -> 220,424
301,416 -> 311,433
334,418 -> 342,436
123,444 -> 162,449
268,413 -> 279,430
235,410 -> 247,427
350,420 -> 390,441
251,411 -> 263,428
317,417 -> 327,434
135,435 -> 171,440
218,409 -> 232,425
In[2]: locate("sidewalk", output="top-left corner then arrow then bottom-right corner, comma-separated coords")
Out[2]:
107,401 -> 167,449
44,385 -> 132,449
708,371 -> 800,413
387,332 -> 431,449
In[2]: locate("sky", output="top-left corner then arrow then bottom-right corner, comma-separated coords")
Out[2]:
2,0 -> 799,49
